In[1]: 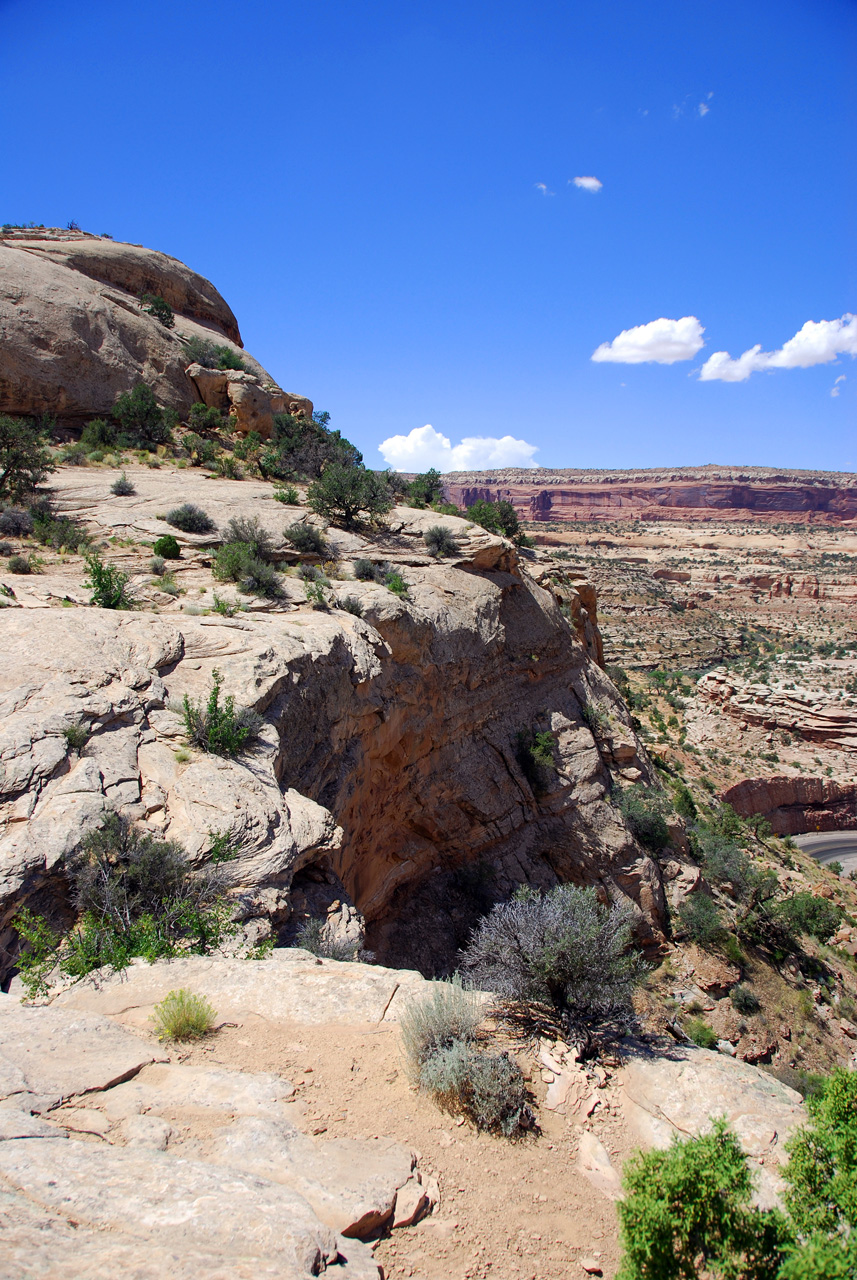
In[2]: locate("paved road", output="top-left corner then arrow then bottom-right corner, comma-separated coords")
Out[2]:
792,831 -> 857,878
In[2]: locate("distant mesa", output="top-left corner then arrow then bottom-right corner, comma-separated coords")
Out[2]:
442,466 -> 857,525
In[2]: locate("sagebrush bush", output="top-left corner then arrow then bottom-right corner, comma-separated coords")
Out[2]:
31,503 -> 89,553
7,554 -> 31,574
399,978 -> 484,1077
151,989 -> 217,1041
62,722 -> 89,752
0,507 -> 34,536
222,516 -> 274,561
424,525 -> 459,558
283,521 -> 327,554
182,668 -> 262,757
353,558 -> 379,581
83,552 -> 133,609
150,555 -> 166,575
419,1039 -> 533,1136
239,556 -> 283,599
340,594 -> 363,616
730,983 -> 761,1015
274,485 -> 300,505
461,884 -> 643,1032
166,503 -> 216,534
111,472 -> 135,496
294,918 -> 358,962
152,534 -> 181,559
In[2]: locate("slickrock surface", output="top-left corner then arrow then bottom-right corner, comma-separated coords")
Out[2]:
0,468 -> 666,981
444,465 -> 857,525
0,955 -> 810,1280
0,228 -> 311,431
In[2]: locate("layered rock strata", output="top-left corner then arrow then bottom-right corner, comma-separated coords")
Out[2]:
0,228 -> 311,434
722,776 -> 857,835
444,466 -> 857,525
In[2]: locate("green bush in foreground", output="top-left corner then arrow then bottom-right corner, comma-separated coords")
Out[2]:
617,1070 -> 857,1280
110,472 -> 135,496
13,814 -> 233,998
151,989 -> 217,1041
153,534 -> 181,559
419,1038 -> 533,1136
166,503 -> 216,534
83,552 -> 133,609
307,463 -> 393,529
182,668 -> 262,756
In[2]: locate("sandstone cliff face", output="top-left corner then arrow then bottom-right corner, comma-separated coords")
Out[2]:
0,229 -> 310,433
722,775 -> 857,835
444,466 -> 857,524
0,478 -> 664,982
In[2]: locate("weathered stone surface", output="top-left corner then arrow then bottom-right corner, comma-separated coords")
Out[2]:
576,1130 -> 622,1200
45,951 -> 429,1028
206,1115 -> 416,1238
0,1138 -> 354,1277
0,229 -> 310,427
100,1062 -> 296,1119
619,1041 -> 805,1207
0,1002 -> 163,1108
0,1109 -> 64,1140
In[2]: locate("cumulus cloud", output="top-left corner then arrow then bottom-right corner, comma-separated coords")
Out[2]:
832,374 -> 847,398
378,425 -> 539,473
699,314 -> 857,382
591,316 -> 705,365
572,176 -> 603,192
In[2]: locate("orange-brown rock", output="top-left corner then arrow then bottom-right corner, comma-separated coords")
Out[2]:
721,775 -> 857,835
443,465 -> 857,525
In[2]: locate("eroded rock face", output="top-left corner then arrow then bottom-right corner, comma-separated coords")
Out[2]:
0,228 -> 310,431
722,775 -> 857,835
0,481 -> 664,979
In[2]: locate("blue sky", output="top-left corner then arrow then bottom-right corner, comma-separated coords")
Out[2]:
2,0 -> 855,471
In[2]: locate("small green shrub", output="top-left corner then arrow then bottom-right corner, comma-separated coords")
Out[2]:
151,989 -> 217,1040
238,557 -> 283,598
731,983 -> 761,1015
82,552 -> 133,609
581,701 -> 610,735
222,516 -> 274,562
775,892 -> 843,942
408,468 -> 444,508
140,293 -> 174,328
213,541 -> 253,582
212,592 -> 238,617
0,507 -> 34,537
424,525 -> 459,558
166,504 -> 216,534
828,861 -> 844,877
340,594 -> 363,616
150,555 -> 166,575
183,432 -> 219,466
685,1016 -> 718,1049
111,472 -> 135,496
60,443 -> 89,466
515,728 -> 557,792
62,722 -> 89,752
466,498 -> 522,542
0,415 -> 55,503
283,521 -> 326,554
187,402 -> 227,433
294,918 -> 358,962
182,668 -> 262,757
158,574 -> 179,596
80,418 -> 117,450
152,534 -> 181,560
385,570 -> 409,598
86,450 -> 105,463
7,554 -> 31,573
677,894 -> 726,949
353,558 -> 379,581
305,580 -> 327,609
274,485 -> 300,505
214,454 -> 242,480
615,785 -> 671,854
31,504 -> 89,553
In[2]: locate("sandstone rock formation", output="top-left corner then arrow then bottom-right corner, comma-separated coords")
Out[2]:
722,775 -> 857,835
0,468 -> 664,982
696,668 -> 857,757
0,228 -> 311,434
444,465 -> 857,525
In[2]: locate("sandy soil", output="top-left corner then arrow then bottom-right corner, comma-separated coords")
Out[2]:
180,1019 -> 629,1280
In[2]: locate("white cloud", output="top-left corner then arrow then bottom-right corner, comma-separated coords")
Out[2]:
535,182 -> 554,196
591,316 -> 705,365
572,176 -> 603,193
832,374 -> 847,398
698,102 -> 710,116
378,425 -> 539,473
699,315 -> 857,382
